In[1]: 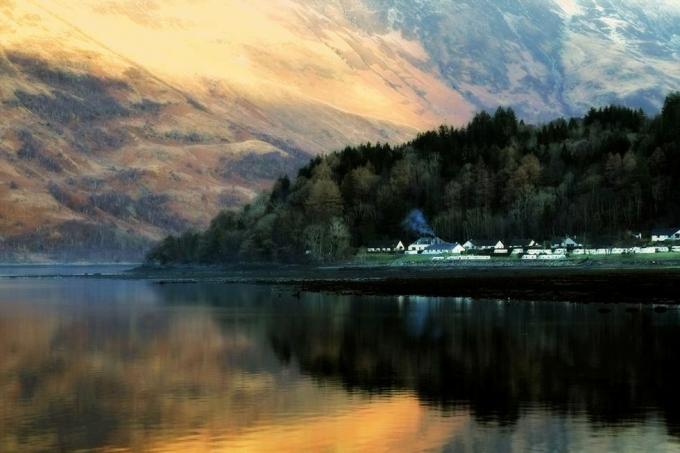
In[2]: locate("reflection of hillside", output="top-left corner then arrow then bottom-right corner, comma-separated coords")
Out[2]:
0,290 -> 469,451
267,296 -> 680,432
0,302 -> 290,451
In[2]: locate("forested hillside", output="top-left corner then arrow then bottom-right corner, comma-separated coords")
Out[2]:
147,94 -> 680,264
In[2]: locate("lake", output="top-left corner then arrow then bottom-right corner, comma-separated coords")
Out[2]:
1,269 -> 680,452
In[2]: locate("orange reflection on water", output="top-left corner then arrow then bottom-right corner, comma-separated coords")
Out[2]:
139,394 -> 467,453
0,303 -> 466,452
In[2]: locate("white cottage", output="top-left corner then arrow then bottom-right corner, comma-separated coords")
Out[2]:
407,237 -> 443,254
507,239 -> 537,253
463,239 -> 505,252
553,236 -> 582,249
422,242 -> 466,255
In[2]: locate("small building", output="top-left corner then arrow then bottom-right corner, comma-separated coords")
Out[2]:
366,240 -> 405,254
508,239 -> 537,249
407,237 -> 444,254
553,236 -> 582,249
463,239 -> 505,252
651,228 -> 680,243
507,239 -> 537,254
422,242 -> 465,255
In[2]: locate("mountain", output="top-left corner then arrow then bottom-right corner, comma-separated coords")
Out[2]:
365,0 -> 680,119
0,0 -> 470,260
1,0 -> 678,260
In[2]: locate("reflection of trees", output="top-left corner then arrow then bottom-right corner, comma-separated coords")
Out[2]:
4,283 -> 680,450
267,296 -> 680,431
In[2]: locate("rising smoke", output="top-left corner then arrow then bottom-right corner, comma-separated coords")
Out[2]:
402,209 -> 435,237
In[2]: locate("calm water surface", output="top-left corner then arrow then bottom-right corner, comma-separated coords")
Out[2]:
1,268 -> 680,452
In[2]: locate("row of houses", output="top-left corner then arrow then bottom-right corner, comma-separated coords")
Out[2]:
366,227 -> 680,256
368,237 -> 569,256
367,237 -> 513,255
652,228 -> 680,243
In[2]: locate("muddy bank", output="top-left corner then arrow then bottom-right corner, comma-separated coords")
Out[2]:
290,268 -> 680,304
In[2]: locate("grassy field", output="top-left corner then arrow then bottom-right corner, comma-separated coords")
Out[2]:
352,251 -> 680,266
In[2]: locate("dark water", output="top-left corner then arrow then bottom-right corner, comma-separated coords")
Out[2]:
1,273 -> 680,452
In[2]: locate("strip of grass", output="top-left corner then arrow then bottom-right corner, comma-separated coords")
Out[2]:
573,252 -> 680,261
352,252 -> 680,266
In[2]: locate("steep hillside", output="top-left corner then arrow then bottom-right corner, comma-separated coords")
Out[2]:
0,0 -> 469,261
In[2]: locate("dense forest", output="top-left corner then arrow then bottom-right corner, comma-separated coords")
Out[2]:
147,93 -> 680,264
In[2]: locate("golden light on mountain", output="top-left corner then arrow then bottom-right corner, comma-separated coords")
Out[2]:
0,0 -> 478,259
5,0 -> 471,130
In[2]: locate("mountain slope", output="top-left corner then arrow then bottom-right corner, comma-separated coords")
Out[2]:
0,0 -> 472,260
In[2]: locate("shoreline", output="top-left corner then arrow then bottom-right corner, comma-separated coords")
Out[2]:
2,262 -> 680,304
132,263 -> 680,305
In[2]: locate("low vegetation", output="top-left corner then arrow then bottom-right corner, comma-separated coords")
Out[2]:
44,182 -> 190,236
147,93 -> 680,265
9,52 -> 130,128
219,152 -> 304,181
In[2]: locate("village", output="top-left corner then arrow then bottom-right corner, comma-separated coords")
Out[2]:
364,227 -> 680,262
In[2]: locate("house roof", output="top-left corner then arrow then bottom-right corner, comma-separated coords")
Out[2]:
652,228 -> 680,236
467,239 -> 502,247
552,236 -> 582,245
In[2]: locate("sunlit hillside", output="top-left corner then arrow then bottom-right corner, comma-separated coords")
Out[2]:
2,0 -> 470,133
0,0 -> 472,260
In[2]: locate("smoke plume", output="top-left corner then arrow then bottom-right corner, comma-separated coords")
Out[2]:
402,209 -> 435,237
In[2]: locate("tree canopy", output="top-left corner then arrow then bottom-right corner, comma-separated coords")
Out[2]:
147,93 -> 680,264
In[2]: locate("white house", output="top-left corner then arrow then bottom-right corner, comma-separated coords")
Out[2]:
553,236 -> 582,249
422,242 -> 466,255
407,237 -> 443,254
651,228 -> 680,243
507,239 -> 537,254
366,240 -> 405,253
463,239 -> 505,252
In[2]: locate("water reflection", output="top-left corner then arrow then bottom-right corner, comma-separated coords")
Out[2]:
0,279 -> 679,451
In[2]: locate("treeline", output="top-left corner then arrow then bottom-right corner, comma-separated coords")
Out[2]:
147,93 -> 680,264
